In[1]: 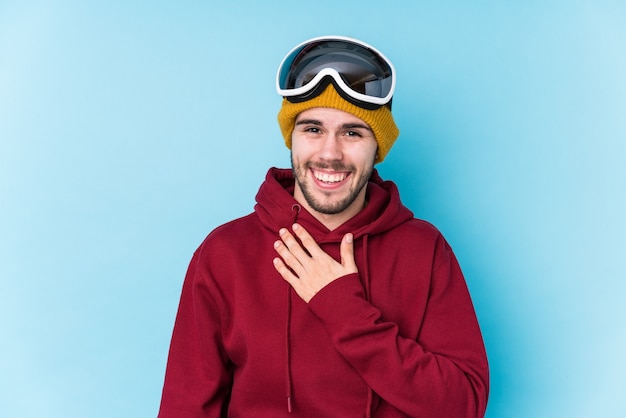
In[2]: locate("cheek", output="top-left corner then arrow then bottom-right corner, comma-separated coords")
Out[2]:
290,133 -> 302,153
368,142 -> 379,162
349,140 -> 378,166
290,136 -> 315,161
290,143 -> 306,170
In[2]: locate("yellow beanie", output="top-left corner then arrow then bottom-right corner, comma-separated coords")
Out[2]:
277,85 -> 399,163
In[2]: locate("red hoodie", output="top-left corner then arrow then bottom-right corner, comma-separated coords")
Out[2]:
158,168 -> 489,417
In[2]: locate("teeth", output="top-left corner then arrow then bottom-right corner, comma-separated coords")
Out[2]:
314,170 -> 347,183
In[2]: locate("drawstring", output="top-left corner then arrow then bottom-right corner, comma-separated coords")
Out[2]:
361,234 -> 372,302
361,234 -> 373,417
366,390 -> 373,418
285,204 -> 301,413
285,286 -> 293,413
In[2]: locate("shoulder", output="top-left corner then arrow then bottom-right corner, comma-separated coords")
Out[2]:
190,213 -> 260,257
393,217 -> 445,242
186,213 -> 266,283
383,217 -> 455,264
208,212 -> 258,239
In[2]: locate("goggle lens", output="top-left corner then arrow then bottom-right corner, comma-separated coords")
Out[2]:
277,37 -> 395,108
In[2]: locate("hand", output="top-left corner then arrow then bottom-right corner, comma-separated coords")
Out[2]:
273,223 -> 358,303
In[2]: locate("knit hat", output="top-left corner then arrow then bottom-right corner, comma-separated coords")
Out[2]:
277,84 -> 399,163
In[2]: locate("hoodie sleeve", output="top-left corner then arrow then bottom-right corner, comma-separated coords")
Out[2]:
158,247 -> 232,418
307,235 -> 489,417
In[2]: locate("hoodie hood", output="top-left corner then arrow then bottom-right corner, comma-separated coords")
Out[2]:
254,167 -> 414,241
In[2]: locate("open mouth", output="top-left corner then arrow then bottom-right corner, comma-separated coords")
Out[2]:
311,168 -> 349,185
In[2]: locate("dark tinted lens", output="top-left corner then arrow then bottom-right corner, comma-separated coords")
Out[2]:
281,41 -> 392,98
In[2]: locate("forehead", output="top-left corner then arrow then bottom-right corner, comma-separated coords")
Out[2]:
295,107 -> 370,128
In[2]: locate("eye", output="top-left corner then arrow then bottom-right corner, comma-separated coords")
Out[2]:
343,129 -> 367,140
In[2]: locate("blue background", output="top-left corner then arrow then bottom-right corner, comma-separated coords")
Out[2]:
1,1 -> 624,417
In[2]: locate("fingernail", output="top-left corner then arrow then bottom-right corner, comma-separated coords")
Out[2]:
292,223 -> 299,230
346,233 -> 353,243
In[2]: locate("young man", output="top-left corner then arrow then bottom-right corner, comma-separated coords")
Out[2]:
158,36 -> 489,417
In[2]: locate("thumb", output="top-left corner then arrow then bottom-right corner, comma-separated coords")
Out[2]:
340,233 -> 358,273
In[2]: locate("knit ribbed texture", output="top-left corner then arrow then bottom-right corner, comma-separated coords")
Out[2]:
277,85 -> 399,163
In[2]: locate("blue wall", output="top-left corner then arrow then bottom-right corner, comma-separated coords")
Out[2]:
1,1 -> 624,417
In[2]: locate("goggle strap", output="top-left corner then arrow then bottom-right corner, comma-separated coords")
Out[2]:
284,76 -> 390,111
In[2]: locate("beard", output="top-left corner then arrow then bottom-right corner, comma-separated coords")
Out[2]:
291,154 -> 374,215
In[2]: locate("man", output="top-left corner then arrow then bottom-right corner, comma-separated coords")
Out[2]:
158,35 -> 489,417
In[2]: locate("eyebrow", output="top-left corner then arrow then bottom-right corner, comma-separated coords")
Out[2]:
295,119 -> 323,126
343,123 -> 373,132
295,119 -> 373,131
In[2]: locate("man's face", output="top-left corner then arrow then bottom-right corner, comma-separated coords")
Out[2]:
291,107 -> 378,217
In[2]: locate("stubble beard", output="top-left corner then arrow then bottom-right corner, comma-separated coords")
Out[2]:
291,154 -> 374,215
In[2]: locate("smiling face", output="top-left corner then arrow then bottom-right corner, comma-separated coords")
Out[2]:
291,107 -> 378,227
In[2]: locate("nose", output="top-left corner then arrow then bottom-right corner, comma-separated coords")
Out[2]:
319,133 -> 343,161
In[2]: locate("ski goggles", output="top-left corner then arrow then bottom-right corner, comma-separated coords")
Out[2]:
276,35 -> 396,110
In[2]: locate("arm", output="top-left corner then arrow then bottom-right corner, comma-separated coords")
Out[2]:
158,248 -> 232,418
274,224 -> 489,417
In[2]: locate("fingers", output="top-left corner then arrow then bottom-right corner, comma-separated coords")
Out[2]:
291,223 -> 323,257
275,223 -> 322,264
273,225 -> 358,304
340,233 -> 358,273
278,227 -> 311,262
274,224 -> 357,269
272,256 -> 299,284
274,233 -> 305,277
